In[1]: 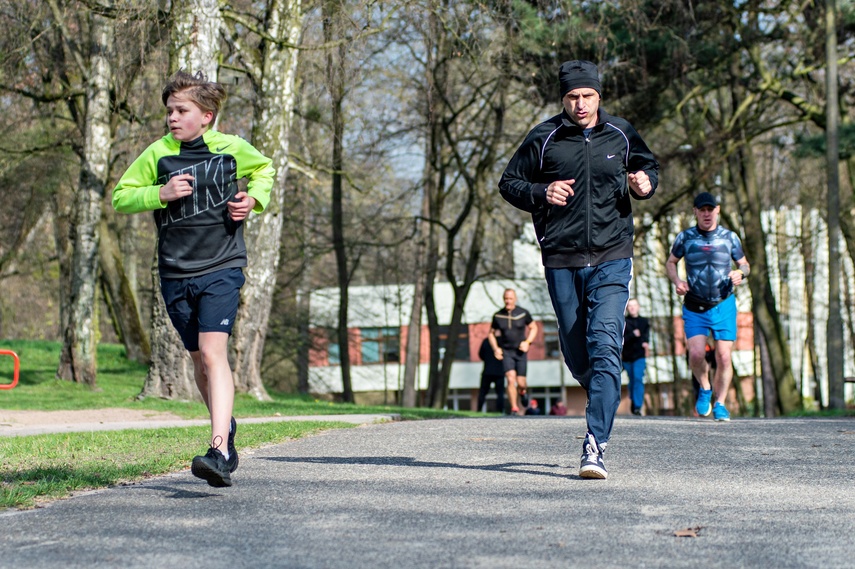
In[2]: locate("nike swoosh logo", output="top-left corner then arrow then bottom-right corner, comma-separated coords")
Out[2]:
216,144 -> 232,152
607,154 -> 616,159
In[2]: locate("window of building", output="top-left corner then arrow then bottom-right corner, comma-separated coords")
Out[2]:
542,320 -> 562,359
327,329 -> 341,365
360,327 -> 400,364
437,325 -> 470,361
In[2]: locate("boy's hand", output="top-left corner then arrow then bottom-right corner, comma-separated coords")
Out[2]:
160,174 -> 194,202
228,192 -> 256,221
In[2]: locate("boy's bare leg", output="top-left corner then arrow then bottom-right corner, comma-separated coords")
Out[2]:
190,351 -> 210,409
197,331 -> 234,452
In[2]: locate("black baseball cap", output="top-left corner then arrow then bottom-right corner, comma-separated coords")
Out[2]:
693,192 -> 718,209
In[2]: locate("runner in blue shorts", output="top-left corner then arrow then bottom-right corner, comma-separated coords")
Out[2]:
666,192 -> 750,421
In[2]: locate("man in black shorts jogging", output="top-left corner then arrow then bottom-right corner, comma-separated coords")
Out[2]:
489,289 -> 538,415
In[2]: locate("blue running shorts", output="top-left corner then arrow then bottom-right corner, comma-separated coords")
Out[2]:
160,267 -> 246,352
682,294 -> 737,342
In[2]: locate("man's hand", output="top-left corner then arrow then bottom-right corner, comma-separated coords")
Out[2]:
546,179 -> 575,206
519,340 -> 530,353
228,192 -> 257,221
728,269 -> 745,287
628,171 -> 652,196
160,174 -> 194,202
674,280 -> 689,296
493,347 -> 503,361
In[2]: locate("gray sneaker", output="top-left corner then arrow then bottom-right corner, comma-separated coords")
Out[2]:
579,433 -> 608,479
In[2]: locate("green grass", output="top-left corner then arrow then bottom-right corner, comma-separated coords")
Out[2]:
0,339 -> 475,420
0,339 -> 476,510
0,421 -> 353,510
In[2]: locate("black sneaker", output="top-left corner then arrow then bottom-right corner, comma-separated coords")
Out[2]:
191,446 -> 232,487
227,416 -> 239,473
579,433 -> 608,479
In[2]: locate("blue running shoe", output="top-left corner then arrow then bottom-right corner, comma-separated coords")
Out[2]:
713,402 -> 731,422
696,388 -> 712,417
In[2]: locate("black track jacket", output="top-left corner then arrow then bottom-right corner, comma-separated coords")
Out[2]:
499,108 -> 659,268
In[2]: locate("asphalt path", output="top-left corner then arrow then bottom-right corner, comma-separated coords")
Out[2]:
2,415 -> 855,568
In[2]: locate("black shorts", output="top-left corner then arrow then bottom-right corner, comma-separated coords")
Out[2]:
501,350 -> 528,376
160,267 -> 245,352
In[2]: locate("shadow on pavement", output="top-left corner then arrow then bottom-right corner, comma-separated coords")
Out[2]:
260,455 -> 585,480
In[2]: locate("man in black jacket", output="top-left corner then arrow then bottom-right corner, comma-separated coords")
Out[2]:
498,60 -> 659,479
622,298 -> 650,416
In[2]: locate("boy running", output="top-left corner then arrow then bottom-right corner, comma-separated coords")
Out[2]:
113,70 -> 275,487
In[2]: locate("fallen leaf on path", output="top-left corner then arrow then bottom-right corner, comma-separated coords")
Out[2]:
673,526 -> 703,538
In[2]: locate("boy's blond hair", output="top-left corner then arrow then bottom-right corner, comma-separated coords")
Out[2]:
161,70 -> 227,124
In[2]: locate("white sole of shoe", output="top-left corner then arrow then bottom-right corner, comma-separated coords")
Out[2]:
579,466 -> 607,479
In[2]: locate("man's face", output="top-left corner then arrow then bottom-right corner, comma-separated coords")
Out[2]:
626,299 -> 640,318
694,205 -> 719,231
503,291 -> 516,310
562,88 -> 600,128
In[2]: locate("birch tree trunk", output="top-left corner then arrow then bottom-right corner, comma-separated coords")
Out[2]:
141,0 -> 224,400
56,13 -> 113,386
230,0 -> 304,400
801,206 -> 823,408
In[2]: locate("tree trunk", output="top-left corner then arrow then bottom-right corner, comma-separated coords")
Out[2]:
825,0 -> 845,409
731,146 -> 800,414
140,0 -> 225,400
756,321 -> 778,417
99,217 -> 150,363
170,0 -> 223,81
229,0 -> 303,400
801,205 -> 823,408
322,0 -> 354,402
57,14 -> 113,386
402,234 -> 425,407
140,258 -> 199,401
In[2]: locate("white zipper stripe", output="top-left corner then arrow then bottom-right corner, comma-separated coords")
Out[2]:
604,122 -> 630,165
539,126 -> 563,170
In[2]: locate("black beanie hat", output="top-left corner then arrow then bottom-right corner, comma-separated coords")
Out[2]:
559,60 -> 601,98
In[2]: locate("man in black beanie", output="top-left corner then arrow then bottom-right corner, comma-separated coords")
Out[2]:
498,60 -> 659,479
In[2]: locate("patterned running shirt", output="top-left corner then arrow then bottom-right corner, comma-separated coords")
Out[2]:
671,225 -> 745,306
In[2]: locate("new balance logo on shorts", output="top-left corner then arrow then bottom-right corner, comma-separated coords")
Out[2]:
220,319 -> 230,326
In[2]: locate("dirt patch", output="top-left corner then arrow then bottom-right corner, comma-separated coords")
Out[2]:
0,408 -> 185,426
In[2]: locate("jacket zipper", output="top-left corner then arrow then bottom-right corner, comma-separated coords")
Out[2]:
585,132 -> 592,266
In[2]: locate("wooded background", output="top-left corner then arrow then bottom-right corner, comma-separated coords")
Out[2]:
1,0 -> 853,414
